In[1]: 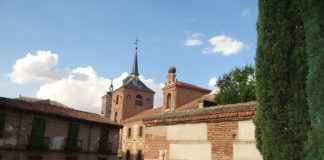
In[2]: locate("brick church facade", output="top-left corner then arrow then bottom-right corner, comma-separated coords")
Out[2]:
101,47 -> 262,160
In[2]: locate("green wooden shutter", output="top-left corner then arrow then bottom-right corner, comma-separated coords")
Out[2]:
0,112 -> 6,138
31,117 -> 46,149
99,127 -> 109,154
65,123 -> 79,151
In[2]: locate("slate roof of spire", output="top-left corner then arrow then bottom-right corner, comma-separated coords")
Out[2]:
121,75 -> 155,93
131,51 -> 139,76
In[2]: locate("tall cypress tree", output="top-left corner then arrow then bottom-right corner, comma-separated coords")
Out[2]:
286,1 -> 309,159
255,0 -> 309,159
303,0 -> 324,159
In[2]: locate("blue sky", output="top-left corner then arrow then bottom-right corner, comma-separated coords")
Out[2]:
0,0 -> 258,112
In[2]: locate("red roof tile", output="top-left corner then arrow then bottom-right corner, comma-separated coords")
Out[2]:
0,97 -> 122,128
176,81 -> 211,93
177,94 -> 216,111
122,107 -> 162,123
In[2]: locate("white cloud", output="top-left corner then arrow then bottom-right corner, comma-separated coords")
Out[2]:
241,9 -> 250,17
208,77 -> 220,94
139,76 -> 164,108
204,35 -> 244,56
37,66 -> 110,113
11,51 -> 163,113
184,33 -> 203,47
208,77 -> 218,87
10,50 -> 66,84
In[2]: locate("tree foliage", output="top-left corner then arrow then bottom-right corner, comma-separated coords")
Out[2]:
255,0 -> 309,160
215,65 -> 255,105
303,0 -> 324,159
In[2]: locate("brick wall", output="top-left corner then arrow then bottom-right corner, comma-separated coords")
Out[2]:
122,121 -> 146,159
111,87 -> 154,123
208,122 -> 238,160
144,126 -> 169,160
162,84 -> 209,111
143,120 -> 261,160
174,87 -> 208,110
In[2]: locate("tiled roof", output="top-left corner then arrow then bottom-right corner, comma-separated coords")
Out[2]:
122,94 -> 215,124
115,75 -> 155,93
0,97 -> 122,128
177,94 -> 216,111
17,96 -> 70,108
143,101 -> 256,126
175,81 -> 211,93
122,107 -> 162,123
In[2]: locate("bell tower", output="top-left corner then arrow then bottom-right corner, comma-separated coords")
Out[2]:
101,80 -> 113,117
102,40 -> 155,123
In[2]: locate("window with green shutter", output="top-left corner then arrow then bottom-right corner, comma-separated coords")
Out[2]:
98,127 -> 109,154
65,123 -> 80,152
0,112 -> 5,138
30,117 -> 46,149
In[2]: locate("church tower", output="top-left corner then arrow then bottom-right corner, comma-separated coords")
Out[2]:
101,81 -> 114,117
102,40 -> 155,123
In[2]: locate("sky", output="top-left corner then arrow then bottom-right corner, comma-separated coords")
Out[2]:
0,0 -> 258,113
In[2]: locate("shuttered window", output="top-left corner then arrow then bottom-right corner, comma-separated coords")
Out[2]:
65,123 -> 80,151
30,117 -> 46,149
0,112 -> 6,138
98,127 -> 109,154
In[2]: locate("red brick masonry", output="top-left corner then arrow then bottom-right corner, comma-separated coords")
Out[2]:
143,102 -> 257,160
143,101 -> 256,126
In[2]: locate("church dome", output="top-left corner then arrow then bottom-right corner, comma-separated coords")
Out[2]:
168,66 -> 176,73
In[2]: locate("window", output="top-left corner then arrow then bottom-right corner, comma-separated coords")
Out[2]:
0,112 -> 6,138
125,150 -> 131,160
65,123 -> 80,151
166,93 -> 172,109
135,95 -> 143,106
138,126 -> 143,138
137,150 -> 143,160
116,95 -> 119,105
127,128 -> 132,138
127,95 -> 132,100
30,117 -> 46,149
98,127 -> 109,154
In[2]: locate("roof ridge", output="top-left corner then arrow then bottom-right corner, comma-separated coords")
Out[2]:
0,97 -> 121,127
176,81 -> 211,92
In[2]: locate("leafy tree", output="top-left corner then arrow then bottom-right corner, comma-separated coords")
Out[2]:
215,65 -> 255,105
303,0 -> 324,159
255,0 -> 309,160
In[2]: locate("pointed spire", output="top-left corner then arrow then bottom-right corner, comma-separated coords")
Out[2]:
109,79 -> 114,92
131,39 -> 139,77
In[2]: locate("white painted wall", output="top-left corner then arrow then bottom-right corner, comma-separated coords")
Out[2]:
233,120 -> 262,160
236,120 -> 255,140
169,143 -> 212,160
233,143 -> 262,160
166,123 -> 207,141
